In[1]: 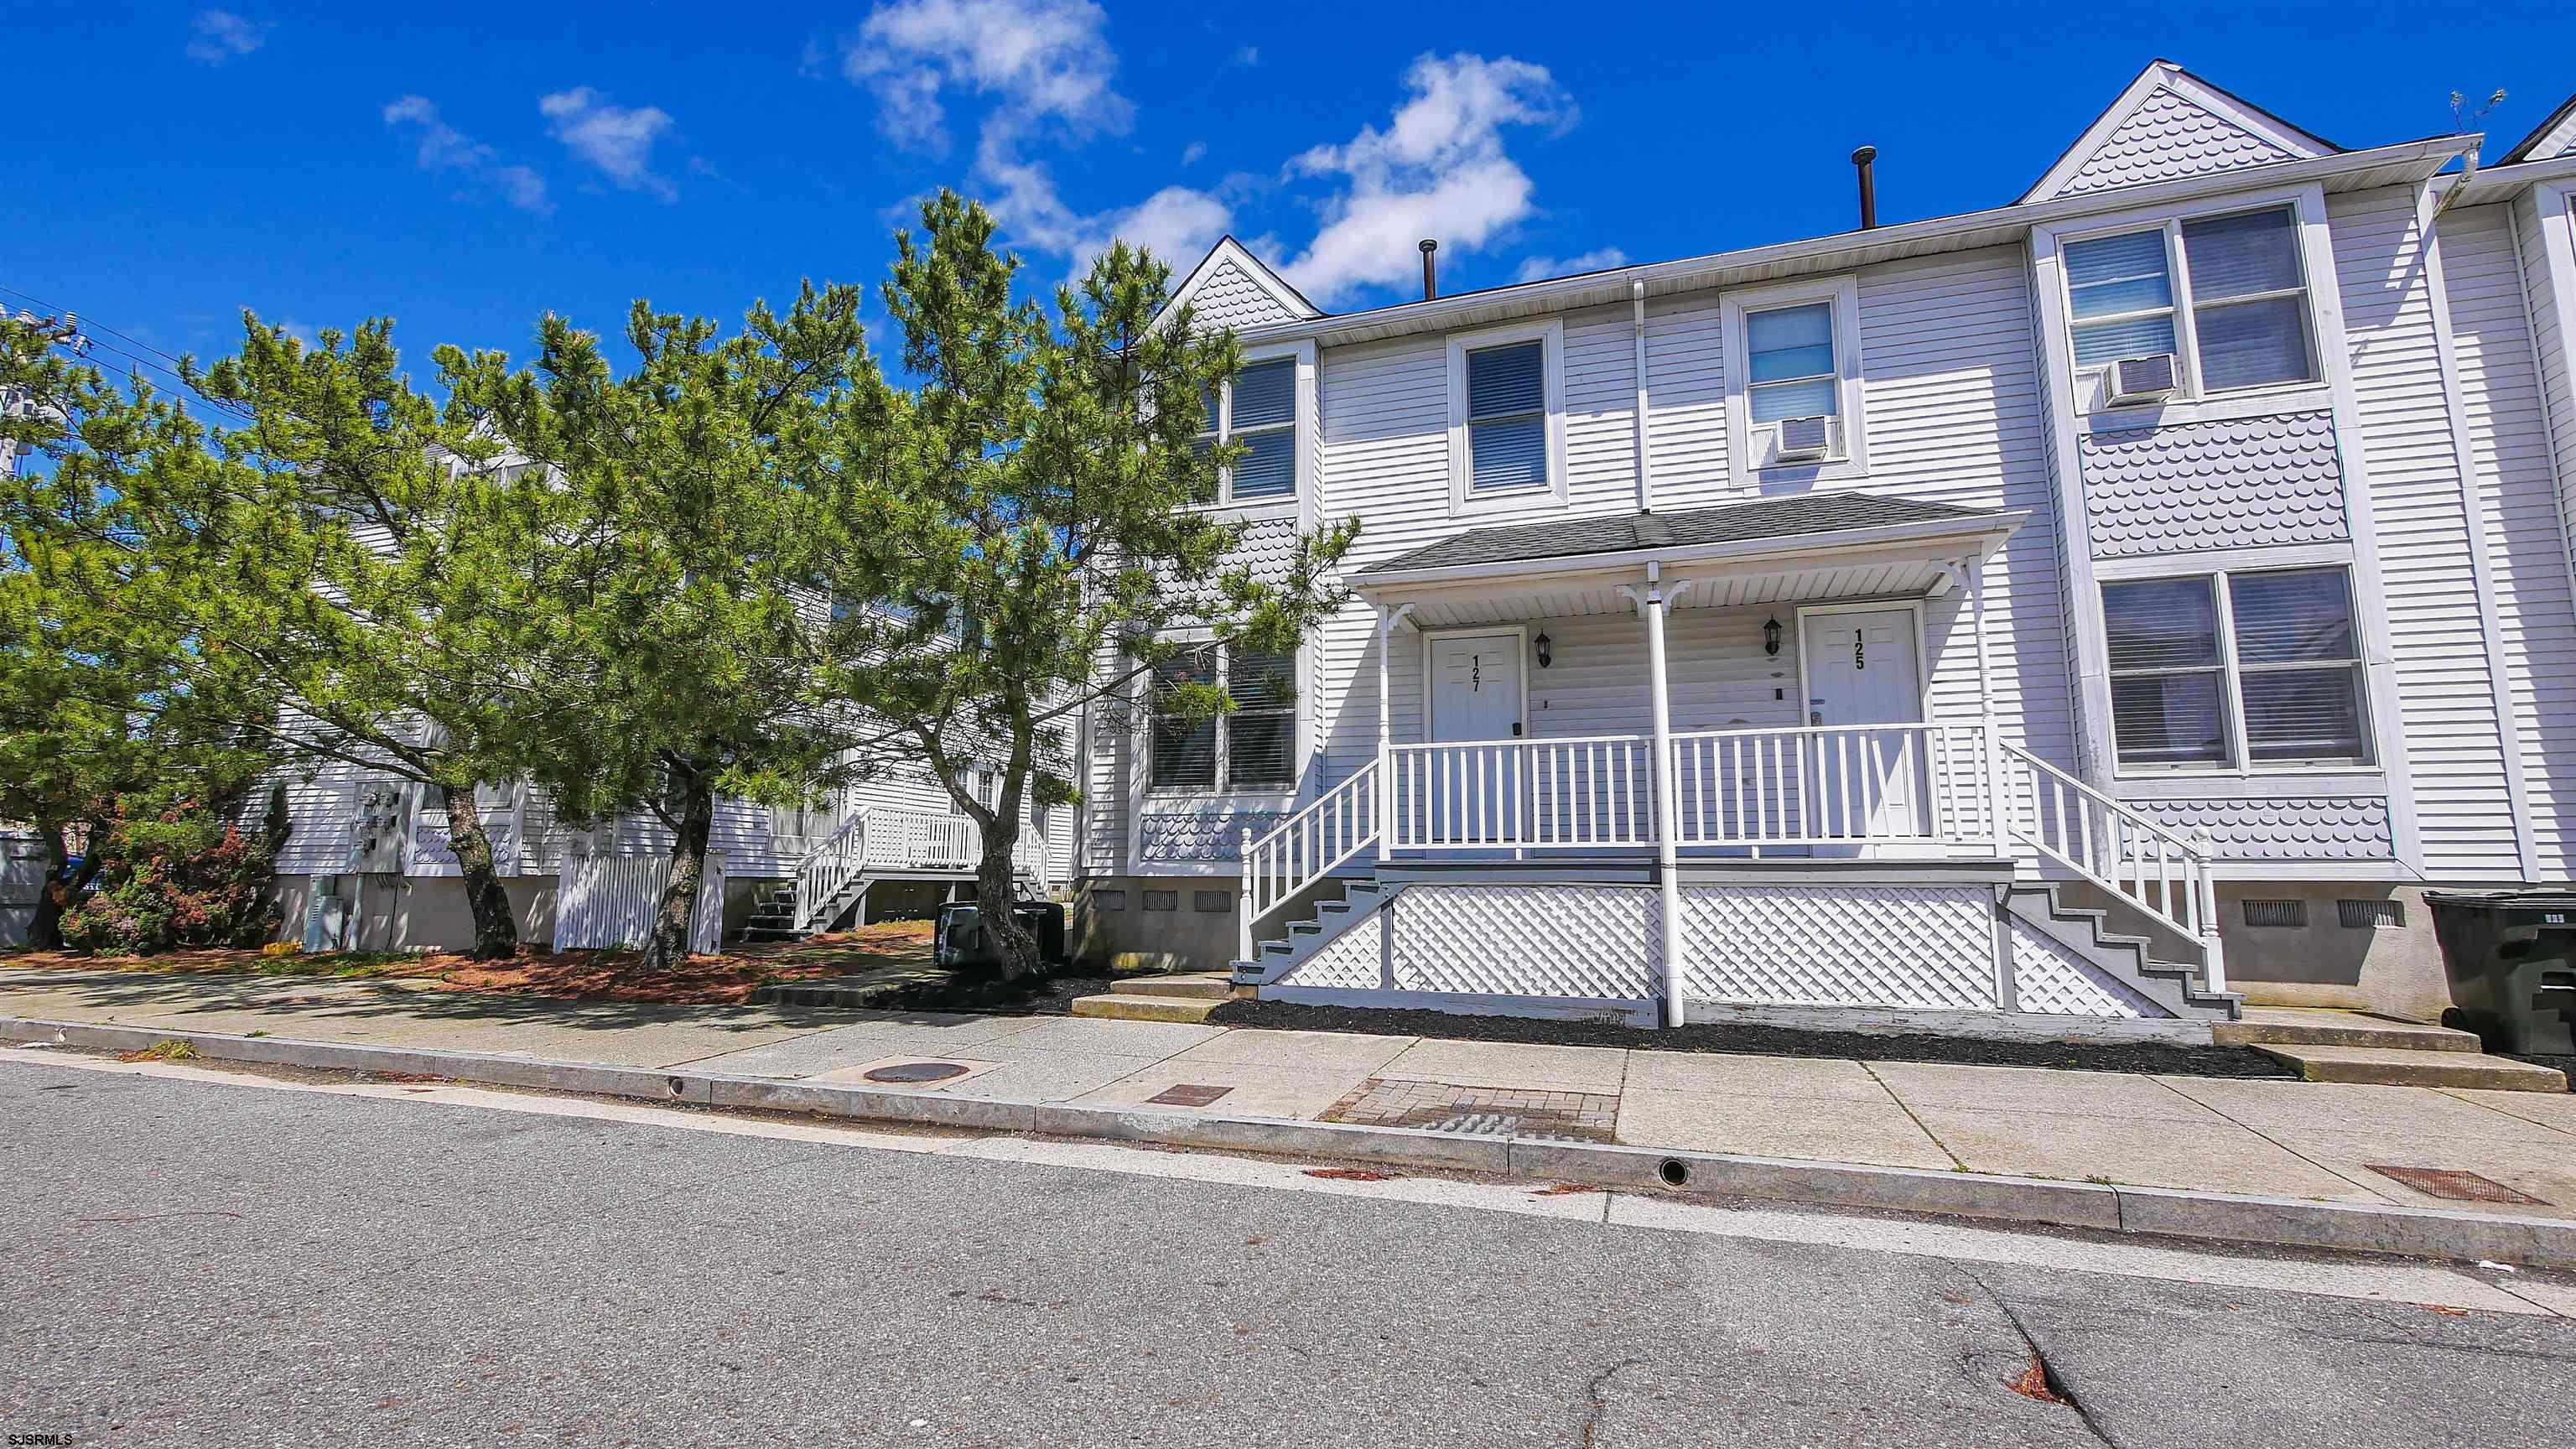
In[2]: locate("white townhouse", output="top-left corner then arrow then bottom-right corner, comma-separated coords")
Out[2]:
1068,60 -> 2576,1040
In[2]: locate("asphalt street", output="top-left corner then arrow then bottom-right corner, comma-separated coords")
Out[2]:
5,1055 -> 2574,1447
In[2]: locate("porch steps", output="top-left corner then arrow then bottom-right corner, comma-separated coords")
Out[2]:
737,880 -> 805,944
2210,1005 -> 2563,1091
2248,1043 -> 2568,1092
2213,1006 -> 2481,1053
1231,880 -> 1394,984
1068,977 -> 1233,1024
1998,884 -> 2241,1022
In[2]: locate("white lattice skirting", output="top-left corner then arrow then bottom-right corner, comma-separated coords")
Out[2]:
1681,885 -> 1995,1010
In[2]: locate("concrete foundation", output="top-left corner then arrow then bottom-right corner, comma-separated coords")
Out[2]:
2059,878 -> 2459,1024
1072,875 -> 1257,971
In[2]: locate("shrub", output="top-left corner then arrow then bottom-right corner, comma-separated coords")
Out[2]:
60,784 -> 288,955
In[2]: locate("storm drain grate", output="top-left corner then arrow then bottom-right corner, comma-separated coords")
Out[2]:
2364,1164 -> 2547,1206
1320,1078 -> 1619,1144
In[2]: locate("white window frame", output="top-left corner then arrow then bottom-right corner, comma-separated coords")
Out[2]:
1445,317 -> 1567,516
1722,274 -> 1868,491
2047,192 -> 2327,417
1191,338 -> 1316,517
1140,636 -> 1303,798
2100,564 -> 2375,777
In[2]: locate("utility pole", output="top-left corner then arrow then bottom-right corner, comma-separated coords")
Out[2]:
2,308 -> 92,477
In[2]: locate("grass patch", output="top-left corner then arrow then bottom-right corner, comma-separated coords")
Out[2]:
119,1038 -> 200,1062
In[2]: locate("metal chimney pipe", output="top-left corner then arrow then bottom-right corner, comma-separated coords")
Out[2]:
1418,238 -> 1438,300
1851,146 -> 1879,230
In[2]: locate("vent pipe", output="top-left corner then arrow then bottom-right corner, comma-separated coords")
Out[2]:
1851,146 -> 1879,230
1418,238 -> 1438,300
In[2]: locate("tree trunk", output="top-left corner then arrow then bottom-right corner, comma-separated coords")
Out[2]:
439,782 -> 519,960
27,821 -> 70,952
974,807 -> 1041,982
640,772 -> 715,973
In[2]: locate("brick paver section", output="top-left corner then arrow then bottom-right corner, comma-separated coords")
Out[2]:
1321,1077 -> 1620,1144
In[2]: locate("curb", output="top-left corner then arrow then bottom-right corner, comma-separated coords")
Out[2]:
9,1013 -> 2574,1270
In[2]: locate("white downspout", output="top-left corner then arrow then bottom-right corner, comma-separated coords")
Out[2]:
1631,281 -> 1654,512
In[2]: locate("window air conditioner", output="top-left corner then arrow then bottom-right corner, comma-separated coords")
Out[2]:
2106,353 -> 2179,405
1774,414 -> 1831,462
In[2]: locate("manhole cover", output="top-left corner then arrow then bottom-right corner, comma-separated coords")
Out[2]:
864,1061 -> 973,1084
2364,1164 -> 2547,1206
1148,1083 -> 1234,1107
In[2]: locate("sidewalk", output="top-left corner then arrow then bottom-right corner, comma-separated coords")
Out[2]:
7,964 -> 2575,1226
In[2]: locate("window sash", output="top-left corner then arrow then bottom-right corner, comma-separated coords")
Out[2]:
1745,303 -> 1838,423
2064,205 -> 2318,397
2102,568 -> 2370,771
1147,645 -> 1297,792
1196,358 -> 1300,504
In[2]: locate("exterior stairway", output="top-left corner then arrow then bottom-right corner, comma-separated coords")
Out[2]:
1997,882 -> 2241,1021
2215,1006 -> 2568,1091
1071,972 -> 1236,1023
1230,879 -> 1393,985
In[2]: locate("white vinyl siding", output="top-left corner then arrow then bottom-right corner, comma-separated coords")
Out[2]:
2444,201 -> 2576,877
2330,184 -> 2520,877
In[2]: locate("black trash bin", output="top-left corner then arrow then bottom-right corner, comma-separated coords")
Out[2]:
2425,891 -> 2576,1055
933,900 -> 1067,971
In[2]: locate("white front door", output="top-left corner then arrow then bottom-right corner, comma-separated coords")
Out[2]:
1801,608 -> 1925,842
1426,631 -> 1524,844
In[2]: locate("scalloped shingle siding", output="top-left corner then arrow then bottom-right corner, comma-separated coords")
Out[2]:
2078,410 -> 2348,557
2054,87 -> 2299,197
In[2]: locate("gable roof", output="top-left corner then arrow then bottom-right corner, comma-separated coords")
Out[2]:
2020,60 -> 2340,204
2502,92 -> 2576,164
1158,236 -> 1320,333
1357,494 -> 2012,579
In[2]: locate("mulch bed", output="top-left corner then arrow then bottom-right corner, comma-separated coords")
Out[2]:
1,920 -> 953,1007
1206,999 -> 2294,1078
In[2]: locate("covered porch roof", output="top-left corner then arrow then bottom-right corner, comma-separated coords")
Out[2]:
1352,492 -> 2025,627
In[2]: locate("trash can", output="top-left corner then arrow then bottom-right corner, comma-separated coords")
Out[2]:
2425,891 -> 2576,1055
934,900 -> 1067,971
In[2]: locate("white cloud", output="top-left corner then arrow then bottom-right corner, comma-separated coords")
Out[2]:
974,132 -> 1229,279
185,10 -> 268,65
539,87 -> 678,201
1180,139 -> 1207,167
1231,45 -> 1259,66
382,96 -> 551,215
1282,53 -> 1576,306
1513,247 -> 1628,283
839,0 -> 1131,155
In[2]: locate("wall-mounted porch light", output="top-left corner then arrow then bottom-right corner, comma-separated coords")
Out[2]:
1532,631 -> 1553,668
1763,615 -> 1783,657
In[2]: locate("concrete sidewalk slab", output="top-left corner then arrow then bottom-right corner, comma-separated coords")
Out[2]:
1074,1061 -> 1374,1119
1163,1027 -> 1417,1074
1864,1060 -> 2225,1123
1378,1038 -> 1630,1094
932,1050 -> 1173,1104
2158,1075 -> 2572,1141
1622,1049 -> 1893,1102
2259,1129 -> 2576,1216
984,1015 -> 1224,1057
1909,1104 -> 2384,1202
1616,1089 -> 1956,1171
2446,1088 -> 2576,1135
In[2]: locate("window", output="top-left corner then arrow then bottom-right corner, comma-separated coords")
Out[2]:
1745,302 -> 1839,423
2179,208 -> 2315,390
2102,566 -> 2368,770
2104,576 -> 2231,766
2060,205 -> 2317,400
2064,230 -> 2178,368
1464,340 -> 1548,493
1148,643 -> 1296,792
1194,356 -> 1299,505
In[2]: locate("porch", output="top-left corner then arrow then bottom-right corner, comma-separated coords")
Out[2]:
1237,493 -> 2238,1032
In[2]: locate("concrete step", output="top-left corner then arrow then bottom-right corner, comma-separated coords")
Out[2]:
1115,973 -> 1233,1001
2215,1007 -> 2482,1054
2253,1043 -> 2569,1092
1068,993 -> 1223,1024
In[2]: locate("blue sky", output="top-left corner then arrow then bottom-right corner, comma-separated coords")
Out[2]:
10,2 -> 2575,383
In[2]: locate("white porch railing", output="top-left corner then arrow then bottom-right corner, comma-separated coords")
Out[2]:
1386,735 -> 1659,851
1997,741 -> 2227,991
1666,722 -> 1997,852
1238,761 -> 1382,959
795,804 -> 1051,935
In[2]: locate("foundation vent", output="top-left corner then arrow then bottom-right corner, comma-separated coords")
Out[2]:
2337,898 -> 2404,930
2241,898 -> 2309,929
